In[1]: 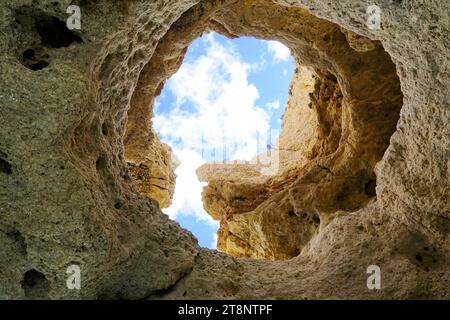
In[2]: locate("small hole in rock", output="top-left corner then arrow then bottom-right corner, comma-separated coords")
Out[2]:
23,49 -> 35,60
35,15 -> 82,48
22,48 -> 50,71
29,60 -> 49,71
364,179 -> 377,197
15,9 -> 82,49
21,269 -> 50,299
312,214 -> 321,225
0,155 -> 12,174
415,254 -> 423,262
101,123 -> 108,135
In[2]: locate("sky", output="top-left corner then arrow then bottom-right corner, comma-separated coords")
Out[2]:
153,32 -> 294,249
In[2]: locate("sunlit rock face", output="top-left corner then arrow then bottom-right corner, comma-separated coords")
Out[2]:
0,0 -> 449,300
128,136 -> 179,209
197,1 -> 402,260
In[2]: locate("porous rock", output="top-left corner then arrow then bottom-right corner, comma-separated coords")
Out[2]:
0,0 -> 448,299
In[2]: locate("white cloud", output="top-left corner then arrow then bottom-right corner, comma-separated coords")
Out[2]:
266,100 -> 281,110
162,149 -> 207,220
154,33 -> 271,226
266,40 -> 291,62
249,51 -> 268,72
211,233 -> 218,249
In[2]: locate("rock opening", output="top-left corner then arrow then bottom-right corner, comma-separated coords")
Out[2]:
123,1 -> 403,260
21,269 -> 50,299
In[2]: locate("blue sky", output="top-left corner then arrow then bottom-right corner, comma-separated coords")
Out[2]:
153,33 -> 294,249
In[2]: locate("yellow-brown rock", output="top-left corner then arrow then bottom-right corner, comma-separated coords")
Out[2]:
197,0 -> 402,259
128,136 -> 179,208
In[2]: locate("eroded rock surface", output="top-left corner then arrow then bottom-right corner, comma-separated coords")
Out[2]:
128,136 -> 179,208
198,0 -> 403,259
0,0 -> 449,299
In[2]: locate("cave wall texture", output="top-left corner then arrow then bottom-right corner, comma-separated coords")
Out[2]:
0,0 -> 449,299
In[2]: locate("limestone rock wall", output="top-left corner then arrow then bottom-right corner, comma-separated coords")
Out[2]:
0,0 -> 202,299
0,0 -> 448,299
